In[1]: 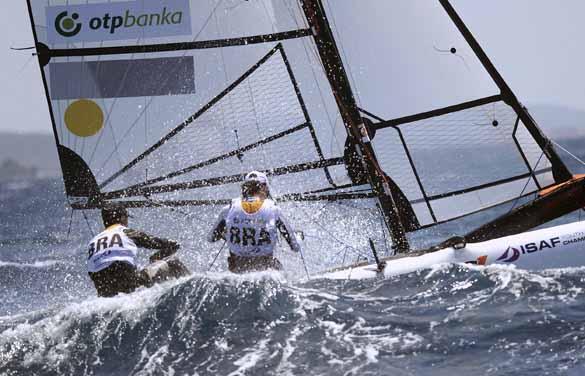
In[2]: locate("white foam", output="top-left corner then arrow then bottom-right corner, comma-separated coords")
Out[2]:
228,338 -> 270,376
133,345 -> 174,376
0,260 -> 63,268
0,276 -> 191,368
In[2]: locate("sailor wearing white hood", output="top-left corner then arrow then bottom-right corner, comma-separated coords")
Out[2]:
208,171 -> 302,273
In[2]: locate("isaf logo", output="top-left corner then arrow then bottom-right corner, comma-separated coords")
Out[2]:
496,246 -> 520,263
497,237 -> 560,263
55,11 -> 82,37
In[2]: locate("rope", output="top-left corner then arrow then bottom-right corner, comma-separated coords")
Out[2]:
142,196 -> 210,225
296,202 -> 370,259
297,246 -> 311,280
81,210 -> 94,237
207,241 -> 226,272
66,208 -> 75,241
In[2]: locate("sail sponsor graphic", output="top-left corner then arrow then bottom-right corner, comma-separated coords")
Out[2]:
497,237 -> 561,263
46,0 -> 192,43
49,56 -> 195,100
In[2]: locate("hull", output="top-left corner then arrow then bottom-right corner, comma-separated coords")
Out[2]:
320,220 -> 585,280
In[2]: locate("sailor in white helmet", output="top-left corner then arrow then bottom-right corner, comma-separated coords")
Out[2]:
87,205 -> 190,297
208,171 -> 302,273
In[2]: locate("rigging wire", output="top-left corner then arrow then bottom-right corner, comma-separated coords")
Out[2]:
207,240 -> 226,272
346,253 -> 362,281
377,204 -> 391,255
213,5 -> 240,169
141,196 -> 210,225
233,130 -> 244,162
87,33 -> 144,168
81,209 -> 95,237
550,139 -> 585,167
547,139 -> 585,218
66,207 -> 75,241
507,148 -> 547,213
285,0 -> 345,157
295,201 -> 371,260
474,102 -> 499,127
324,0 -> 364,105
298,247 -> 311,280
90,34 -> 150,171
433,45 -> 470,71
16,54 -> 35,75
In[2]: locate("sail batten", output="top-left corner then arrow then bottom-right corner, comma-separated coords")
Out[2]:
101,157 -> 346,200
40,29 -> 313,63
373,95 -> 502,130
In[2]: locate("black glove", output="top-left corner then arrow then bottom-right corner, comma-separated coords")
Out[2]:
149,241 -> 180,262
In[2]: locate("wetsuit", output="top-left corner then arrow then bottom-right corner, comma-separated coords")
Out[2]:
87,225 -> 185,297
208,198 -> 301,273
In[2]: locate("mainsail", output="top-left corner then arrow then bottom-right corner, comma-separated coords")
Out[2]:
27,1 -> 357,208
27,0 -> 580,270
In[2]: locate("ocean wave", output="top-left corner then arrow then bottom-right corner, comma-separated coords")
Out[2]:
1,267 -> 585,375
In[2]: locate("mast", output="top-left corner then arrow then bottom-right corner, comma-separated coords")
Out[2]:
299,0 -> 410,253
438,0 -> 571,183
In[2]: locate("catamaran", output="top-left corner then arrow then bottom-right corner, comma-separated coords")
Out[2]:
26,0 -> 585,279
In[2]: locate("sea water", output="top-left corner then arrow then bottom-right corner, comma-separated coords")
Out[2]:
1,177 -> 585,375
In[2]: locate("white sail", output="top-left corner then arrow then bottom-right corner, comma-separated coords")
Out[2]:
27,0 -> 578,275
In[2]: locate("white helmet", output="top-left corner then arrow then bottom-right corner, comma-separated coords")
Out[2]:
242,171 -> 270,198
244,171 -> 269,185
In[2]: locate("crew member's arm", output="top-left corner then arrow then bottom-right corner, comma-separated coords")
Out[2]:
275,208 -> 302,253
207,205 -> 230,242
124,228 -> 180,262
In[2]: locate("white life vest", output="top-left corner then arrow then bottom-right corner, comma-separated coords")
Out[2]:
87,224 -> 138,273
225,198 -> 280,257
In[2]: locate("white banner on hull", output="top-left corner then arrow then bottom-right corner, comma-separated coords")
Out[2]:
322,220 -> 585,280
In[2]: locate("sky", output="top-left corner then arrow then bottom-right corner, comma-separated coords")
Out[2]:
1,0 -> 585,134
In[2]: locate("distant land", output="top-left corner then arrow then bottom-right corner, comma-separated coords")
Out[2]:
0,132 -> 59,181
527,104 -> 585,140
0,103 -> 583,181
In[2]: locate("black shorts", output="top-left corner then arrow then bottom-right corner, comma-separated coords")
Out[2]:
88,262 -> 151,297
227,253 -> 283,273
89,259 -> 190,297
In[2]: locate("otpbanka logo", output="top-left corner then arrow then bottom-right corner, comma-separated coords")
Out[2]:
55,11 -> 82,37
497,237 -> 560,263
53,7 -> 185,37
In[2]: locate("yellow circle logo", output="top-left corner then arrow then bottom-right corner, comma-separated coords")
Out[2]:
64,99 -> 104,137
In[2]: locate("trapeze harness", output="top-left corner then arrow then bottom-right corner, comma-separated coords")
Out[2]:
87,225 -> 183,297
208,198 -> 301,273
